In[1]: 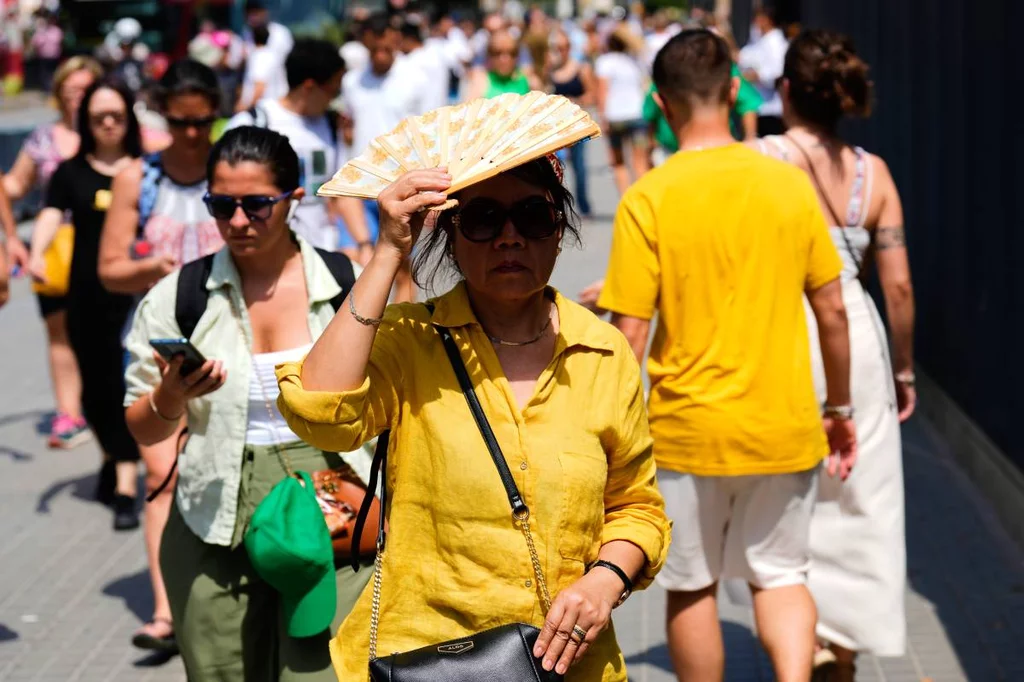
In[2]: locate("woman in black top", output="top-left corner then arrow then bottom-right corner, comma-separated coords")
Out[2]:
547,29 -> 594,216
28,78 -> 144,530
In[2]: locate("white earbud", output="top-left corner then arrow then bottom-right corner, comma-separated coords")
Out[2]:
286,199 -> 299,223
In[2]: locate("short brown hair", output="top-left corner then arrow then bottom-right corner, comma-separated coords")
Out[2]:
652,29 -> 732,110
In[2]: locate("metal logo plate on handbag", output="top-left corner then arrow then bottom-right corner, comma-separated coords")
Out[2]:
437,641 -> 475,655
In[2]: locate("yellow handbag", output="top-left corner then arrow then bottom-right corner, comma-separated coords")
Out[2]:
31,224 -> 74,297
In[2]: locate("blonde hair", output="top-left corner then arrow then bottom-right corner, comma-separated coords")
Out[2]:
50,56 -> 104,109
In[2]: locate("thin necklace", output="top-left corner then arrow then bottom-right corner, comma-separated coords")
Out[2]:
485,315 -> 552,347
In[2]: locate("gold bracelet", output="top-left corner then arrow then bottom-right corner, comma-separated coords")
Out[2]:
148,390 -> 184,422
348,292 -> 384,326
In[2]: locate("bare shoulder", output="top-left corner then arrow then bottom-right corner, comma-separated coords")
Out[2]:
114,158 -> 144,188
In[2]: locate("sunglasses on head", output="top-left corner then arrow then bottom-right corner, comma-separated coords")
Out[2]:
203,191 -> 293,221
451,196 -> 563,243
166,114 -> 217,129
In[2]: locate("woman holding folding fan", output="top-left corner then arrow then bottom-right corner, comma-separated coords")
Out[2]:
278,94 -> 669,681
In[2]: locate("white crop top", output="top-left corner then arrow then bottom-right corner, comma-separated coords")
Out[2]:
246,344 -> 313,446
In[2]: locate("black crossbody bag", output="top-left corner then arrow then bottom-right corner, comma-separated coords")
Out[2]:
351,322 -> 562,682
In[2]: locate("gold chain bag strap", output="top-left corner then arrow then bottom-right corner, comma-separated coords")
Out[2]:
227,290 -> 381,560
350,321 -> 561,682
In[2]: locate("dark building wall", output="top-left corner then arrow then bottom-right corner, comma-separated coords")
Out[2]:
732,0 -> 1023,467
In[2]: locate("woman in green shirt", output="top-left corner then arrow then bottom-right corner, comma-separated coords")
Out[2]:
465,30 -> 532,100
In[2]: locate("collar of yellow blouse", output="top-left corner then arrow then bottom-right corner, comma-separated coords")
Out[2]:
428,282 -> 616,355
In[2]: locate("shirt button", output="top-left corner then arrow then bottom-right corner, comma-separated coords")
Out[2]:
520,462 -> 528,470
525,579 -> 532,587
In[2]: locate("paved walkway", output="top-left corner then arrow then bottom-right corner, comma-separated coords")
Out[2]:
2,152 -> 1024,681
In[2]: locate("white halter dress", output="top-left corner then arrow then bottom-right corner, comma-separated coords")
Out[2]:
762,137 -> 907,655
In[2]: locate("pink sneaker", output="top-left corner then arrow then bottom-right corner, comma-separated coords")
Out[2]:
48,413 -> 91,449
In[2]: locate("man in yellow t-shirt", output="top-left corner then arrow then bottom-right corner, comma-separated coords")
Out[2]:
598,29 -> 857,682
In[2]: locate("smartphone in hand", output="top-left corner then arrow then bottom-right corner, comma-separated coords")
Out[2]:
149,338 -> 208,376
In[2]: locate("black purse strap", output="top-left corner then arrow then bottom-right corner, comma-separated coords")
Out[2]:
350,323 -> 531,569
434,324 -> 529,517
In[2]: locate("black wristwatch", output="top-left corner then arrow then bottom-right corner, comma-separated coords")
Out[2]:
586,560 -> 634,608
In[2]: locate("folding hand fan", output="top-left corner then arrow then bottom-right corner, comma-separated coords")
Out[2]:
317,92 -> 600,208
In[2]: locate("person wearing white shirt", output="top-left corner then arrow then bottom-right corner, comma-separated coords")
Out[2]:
342,16 -> 427,162
340,20 -> 370,75
336,15 -> 423,300
399,21 -> 449,114
236,25 -> 288,113
242,0 -> 294,66
739,6 -> 788,135
225,39 -> 362,253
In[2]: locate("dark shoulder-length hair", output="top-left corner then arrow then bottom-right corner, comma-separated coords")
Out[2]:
75,77 -> 143,160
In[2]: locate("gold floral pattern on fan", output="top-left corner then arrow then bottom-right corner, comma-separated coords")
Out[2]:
318,92 -> 601,206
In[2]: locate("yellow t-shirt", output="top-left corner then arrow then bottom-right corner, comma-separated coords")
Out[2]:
598,143 -> 843,477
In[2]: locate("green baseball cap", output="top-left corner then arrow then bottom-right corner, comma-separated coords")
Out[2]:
244,471 -> 337,638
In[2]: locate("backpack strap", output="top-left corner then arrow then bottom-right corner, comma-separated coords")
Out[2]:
314,247 -> 357,311
247,103 -> 269,129
325,109 -> 340,148
137,152 -> 164,237
175,253 -> 217,340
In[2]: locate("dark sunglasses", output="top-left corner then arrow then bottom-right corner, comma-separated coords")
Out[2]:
166,114 -> 217,129
89,111 -> 126,126
203,191 -> 293,221
451,196 -> 563,243
488,49 -> 517,58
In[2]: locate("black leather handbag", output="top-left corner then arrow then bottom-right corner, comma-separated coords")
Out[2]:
352,323 -> 563,682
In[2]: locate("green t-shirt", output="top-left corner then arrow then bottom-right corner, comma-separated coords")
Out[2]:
643,64 -> 764,152
485,71 -> 532,98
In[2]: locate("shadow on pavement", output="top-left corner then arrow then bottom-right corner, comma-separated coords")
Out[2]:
902,418 -> 1024,682
0,623 -> 19,642
133,650 -> 178,668
0,445 -> 33,461
35,471 -> 99,513
102,569 -> 153,624
624,621 -> 768,679
0,408 -> 52,433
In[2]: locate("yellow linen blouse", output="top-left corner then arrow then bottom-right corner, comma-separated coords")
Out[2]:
277,283 -> 670,682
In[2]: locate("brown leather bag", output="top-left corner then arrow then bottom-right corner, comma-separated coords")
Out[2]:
312,465 -> 381,559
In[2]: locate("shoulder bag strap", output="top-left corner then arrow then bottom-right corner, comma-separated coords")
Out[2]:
433,324 -> 528,516
785,135 -> 864,275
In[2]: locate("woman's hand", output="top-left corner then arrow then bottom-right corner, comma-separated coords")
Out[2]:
578,278 -> 606,314
27,252 -> 48,284
533,568 -> 622,674
152,352 -> 227,417
143,253 -> 178,283
895,377 -> 917,422
376,169 -> 451,260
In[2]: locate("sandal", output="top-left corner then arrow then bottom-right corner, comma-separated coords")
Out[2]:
811,646 -> 837,682
131,617 -> 178,654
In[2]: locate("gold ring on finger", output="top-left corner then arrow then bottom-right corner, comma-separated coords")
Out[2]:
571,625 -> 588,644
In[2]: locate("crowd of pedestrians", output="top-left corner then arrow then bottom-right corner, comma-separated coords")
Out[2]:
0,4 -> 917,682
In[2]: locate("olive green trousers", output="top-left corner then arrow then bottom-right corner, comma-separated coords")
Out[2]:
161,441 -> 373,682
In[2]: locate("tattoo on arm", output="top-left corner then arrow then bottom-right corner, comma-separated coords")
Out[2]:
875,226 -> 906,250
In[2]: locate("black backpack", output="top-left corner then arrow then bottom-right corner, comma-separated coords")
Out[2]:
174,246 -> 356,339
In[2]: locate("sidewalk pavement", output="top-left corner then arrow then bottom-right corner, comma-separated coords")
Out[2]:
2,150 -> 1024,682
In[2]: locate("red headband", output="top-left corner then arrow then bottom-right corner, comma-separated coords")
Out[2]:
546,153 -> 565,184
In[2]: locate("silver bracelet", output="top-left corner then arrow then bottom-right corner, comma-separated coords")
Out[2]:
148,390 -> 184,422
348,292 -> 384,326
894,371 -> 916,386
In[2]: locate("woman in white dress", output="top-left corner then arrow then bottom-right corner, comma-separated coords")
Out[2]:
755,30 -> 916,682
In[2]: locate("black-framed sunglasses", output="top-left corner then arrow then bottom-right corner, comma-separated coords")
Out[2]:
166,114 -> 217,129
203,191 -> 293,221
451,196 -> 564,243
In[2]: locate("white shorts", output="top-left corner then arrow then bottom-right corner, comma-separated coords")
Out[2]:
656,466 -> 820,592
